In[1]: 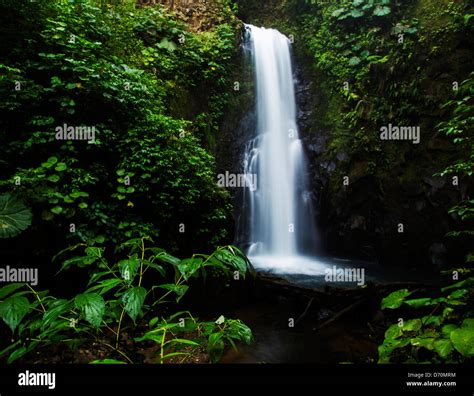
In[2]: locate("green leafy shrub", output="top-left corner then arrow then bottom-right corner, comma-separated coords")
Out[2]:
0,193 -> 32,238
378,273 -> 474,363
0,238 -> 253,364
378,72 -> 473,364
0,0 -> 239,255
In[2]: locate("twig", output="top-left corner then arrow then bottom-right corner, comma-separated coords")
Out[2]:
296,297 -> 314,324
100,341 -> 134,364
313,299 -> 366,331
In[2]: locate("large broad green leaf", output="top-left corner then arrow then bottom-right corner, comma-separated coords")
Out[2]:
448,289 -> 469,300
207,332 -> 225,363
122,286 -> 146,322
401,319 -> 422,332
384,323 -> 402,340
462,318 -> 474,328
74,293 -> 105,328
0,295 -> 30,332
404,298 -> 434,308
381,289 -> 412,309
0,283 -> 26,299
232,320 -> 253,345
119,258 -> 140,284
411,337 -> 435,350
378,338 -> 410,363
177,258 -> 203,281
421,315 -> 442,327
442,324 -> 458,336
450,320 -> 474,356
434,339 -> 454,358
0,193 -> 32,238
213,247 -> 249,276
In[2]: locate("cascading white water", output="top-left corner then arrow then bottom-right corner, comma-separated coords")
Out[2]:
242,25 -> 326,275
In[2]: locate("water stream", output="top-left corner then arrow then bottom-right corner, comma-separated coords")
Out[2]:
241,25 -> 326,275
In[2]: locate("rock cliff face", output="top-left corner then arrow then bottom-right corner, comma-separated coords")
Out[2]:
292,58 -> 464,269
288,1 -> 472,270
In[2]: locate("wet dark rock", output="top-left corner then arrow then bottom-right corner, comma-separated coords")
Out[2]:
423,176 -> 446,190
336,151 -> 348,162
350,215 -> 367,231
429,242 -> 447,270
321,160 -> 336,173
401,180 -> 424,197
415,199 -> 426,212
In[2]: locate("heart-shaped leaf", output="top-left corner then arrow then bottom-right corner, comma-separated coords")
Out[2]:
0,193 -> 32,238
74,293 -> 105,328
0,295 -> 30,332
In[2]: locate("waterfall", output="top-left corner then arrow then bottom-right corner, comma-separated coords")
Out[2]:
241,25 -> 326,275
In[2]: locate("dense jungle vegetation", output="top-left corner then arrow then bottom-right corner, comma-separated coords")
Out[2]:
0,0 -> 252,364
0,0 -> 472,365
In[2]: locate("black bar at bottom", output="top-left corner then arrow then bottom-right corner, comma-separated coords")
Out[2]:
0,364 -> 472,393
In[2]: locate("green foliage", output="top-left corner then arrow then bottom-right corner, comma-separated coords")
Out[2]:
450,320 -> 474,357
378,65 -> 474,364
90,358 -> 126,364
378,271 -> 474,363
0,0 -> 239,254
0,193 -> 32,238
74,293 -> 106,328
0,238 -> 253,364
115,114 -> 232,250
292,0 -> 471,204
435,74 -> 474,244
136,313 -> 252,363
436,74 -> 474,179
0,295 -> 30,332
380,288 -> 411,309
331,0 -> 392,21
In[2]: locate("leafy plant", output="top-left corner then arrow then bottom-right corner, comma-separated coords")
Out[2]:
0,238 -> 253,364
136,313 -> 252,363
378,74 -> 474,362
0,193 -> 32,238
0,0 -> 239,255
378,273 -> 474,363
